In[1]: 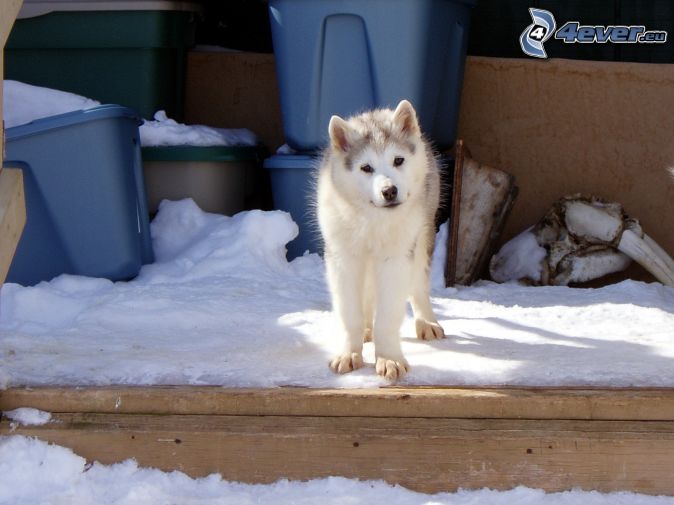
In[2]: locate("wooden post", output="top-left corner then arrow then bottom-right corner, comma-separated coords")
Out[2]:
0,0 -> 25,286
444,140 -> 465,287
0,169 -> 25,283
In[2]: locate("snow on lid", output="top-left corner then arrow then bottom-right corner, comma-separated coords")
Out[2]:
140,111 -> 257,148
3,80 -> 101,129
3,80 -> 257,147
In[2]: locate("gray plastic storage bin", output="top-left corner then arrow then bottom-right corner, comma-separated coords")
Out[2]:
4,105 -> 154,286
269,0 -> 476,151
142,145 -> 266,216
263,154 -> 322,260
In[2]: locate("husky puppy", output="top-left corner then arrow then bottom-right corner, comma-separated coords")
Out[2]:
316,100 -> 445,380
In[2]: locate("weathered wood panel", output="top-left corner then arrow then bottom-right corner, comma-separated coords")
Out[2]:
0,169 -> 25,284
0,0 -> 22,47
4,386 -> 674,420
1,0 -> 25,286
3,412 -> 674,494
4,387 -> 674,493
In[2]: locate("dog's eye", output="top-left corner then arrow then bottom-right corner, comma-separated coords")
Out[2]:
360,164 -> 374,174
393,157 -> 405,167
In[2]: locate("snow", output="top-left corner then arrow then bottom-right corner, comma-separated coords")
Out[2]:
139,110 -> 257,147
2,407 -> 51,427
3,68 -> 674,505
3,80 -> 100,128
1,198 -> 672,389
0,134 -> 672,505
489,227 -> 546,283
2,435 -> 674,505
2,80 -> 257,147
277,143 -> 298,154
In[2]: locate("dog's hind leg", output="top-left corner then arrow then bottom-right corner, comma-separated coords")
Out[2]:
326,252 -> 366,374
410,234 -> 445,341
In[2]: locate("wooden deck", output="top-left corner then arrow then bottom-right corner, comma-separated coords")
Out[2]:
2,386 -> 674,494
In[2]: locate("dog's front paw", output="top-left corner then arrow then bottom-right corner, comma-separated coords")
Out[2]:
375,356 -> 409,381
415,319 -> 445,340
330,352 -> 364,374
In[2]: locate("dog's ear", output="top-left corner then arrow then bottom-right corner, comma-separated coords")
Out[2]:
329,115 -> 355,152
392,100 -> 420,137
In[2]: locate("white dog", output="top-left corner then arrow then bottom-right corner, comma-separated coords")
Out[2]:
316,100 -> 445,380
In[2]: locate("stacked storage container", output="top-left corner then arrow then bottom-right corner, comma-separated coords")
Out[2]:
265,0 -> 476,259
4,106 -> 154,286
5,0 -> 200,119
142,145 -> 268,216
5,0 -> 261,279
2,0 -> 204,285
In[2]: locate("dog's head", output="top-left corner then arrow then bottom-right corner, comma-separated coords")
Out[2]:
327,100 -> 429,209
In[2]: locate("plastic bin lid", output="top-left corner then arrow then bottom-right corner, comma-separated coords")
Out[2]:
5,105 -> 142,141
142,145 -> 268,162
19,0 -> 202,19
263,154 -> 319,169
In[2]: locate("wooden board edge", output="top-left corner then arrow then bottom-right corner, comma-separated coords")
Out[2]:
4,385 -> 674,421
3,412 -> 674,495
0,169 -> 26,285
0,0 -> 22,47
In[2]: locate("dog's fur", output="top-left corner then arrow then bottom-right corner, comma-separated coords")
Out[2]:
316,100 -> 445,380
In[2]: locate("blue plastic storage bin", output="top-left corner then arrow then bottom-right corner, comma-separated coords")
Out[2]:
263,154 -> 322,260
269,0 -> 476,151
4,105 -> 154,286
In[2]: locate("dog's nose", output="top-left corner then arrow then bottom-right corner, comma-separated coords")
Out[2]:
381,186 -> 398,202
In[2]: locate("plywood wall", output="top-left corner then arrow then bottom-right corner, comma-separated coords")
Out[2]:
184,51 -> 284,151
457,56 -> 674,264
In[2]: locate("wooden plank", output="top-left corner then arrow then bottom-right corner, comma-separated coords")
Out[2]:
5,386 -> 674,421
0,169 -> 26,284
1,2 -> 25,285
444,139 -> 464,287
0,0 -> 22,47
3,412 -> 674,494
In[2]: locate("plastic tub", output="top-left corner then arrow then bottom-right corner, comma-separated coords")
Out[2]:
4,105 -> 154,286
5,0 -> 200,119
142,145 -> 267,215
268,0 -> 476,151
263,154 -> 322,260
